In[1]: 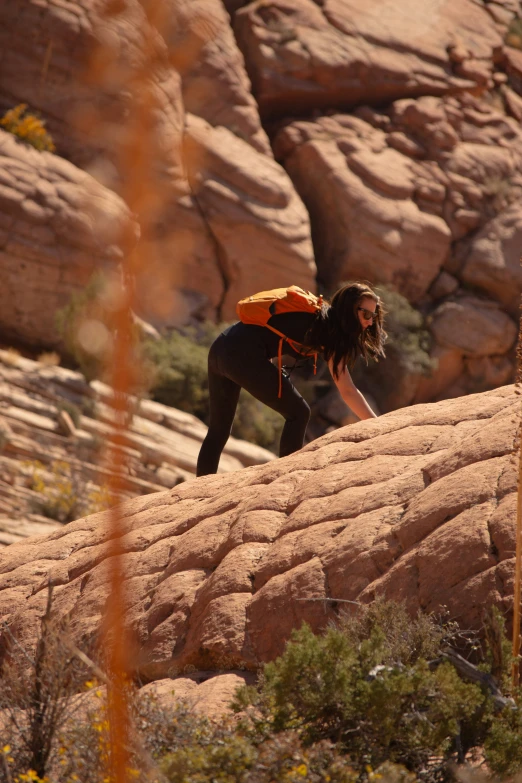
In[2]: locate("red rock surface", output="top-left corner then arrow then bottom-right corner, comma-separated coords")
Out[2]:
0,130 -> 134,347
0,0 -> 316,330
0,350 -> 274,547
234,0 -> 504,118
274,94 -> 522,306
0,386 -> 517,686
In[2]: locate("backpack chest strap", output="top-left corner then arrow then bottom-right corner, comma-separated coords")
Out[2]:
265,325 -> 318,398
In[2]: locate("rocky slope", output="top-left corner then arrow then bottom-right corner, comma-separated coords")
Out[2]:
0,385 -> 517,711
0,349 -> 273,547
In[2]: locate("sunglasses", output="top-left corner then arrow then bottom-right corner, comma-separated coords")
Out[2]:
357,307 -> 377,322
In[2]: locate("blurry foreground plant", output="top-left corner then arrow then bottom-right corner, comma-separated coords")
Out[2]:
0,104 -> 55,152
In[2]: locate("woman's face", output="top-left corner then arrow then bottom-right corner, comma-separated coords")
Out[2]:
356,296 -> 378,330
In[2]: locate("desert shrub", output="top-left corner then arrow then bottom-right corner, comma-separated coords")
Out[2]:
336,600 -> 473,667
484,698 -> 522,776
0,587 -> 88,780
2,597 -> 521,782
55,273 -> 110,382
26,460 -> 113,523
141,328 -> 211,420
161,731 -> 361,783
0,104 -> 55,152
233,602 -> 521,781
376,287 -> 434,376
28,459 -> 82,523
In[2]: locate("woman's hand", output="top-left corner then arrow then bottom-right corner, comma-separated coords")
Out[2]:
328,360 -> 377,420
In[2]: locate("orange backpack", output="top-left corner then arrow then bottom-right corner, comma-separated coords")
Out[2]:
236,286 -> 323,397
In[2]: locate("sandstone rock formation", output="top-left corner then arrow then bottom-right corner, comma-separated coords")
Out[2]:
234,0 -> 506,118
171,0 -> 271,155
274,94 -> 522,303
0,349 -> 273,547
0,0 -> 316,333
0,386 -> 517,693
141,670 -> 255,718
0,130 -> 135,347
184,114 -> 315,318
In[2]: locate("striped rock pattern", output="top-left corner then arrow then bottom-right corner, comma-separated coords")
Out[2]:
0,350 -> 273,547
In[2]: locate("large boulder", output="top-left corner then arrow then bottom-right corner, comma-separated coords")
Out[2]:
428,296 -> 517,357
183,114 -> 315,319
0,0 -> 316,330
0,386 -> 517,680
0,130 -> 134,347
234,0 -> 505,118
460,203 -> 522,316
274,94 -> 522,300
171,0 -> 271,154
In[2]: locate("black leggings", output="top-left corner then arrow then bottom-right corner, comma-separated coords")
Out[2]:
196,329 -> 311,476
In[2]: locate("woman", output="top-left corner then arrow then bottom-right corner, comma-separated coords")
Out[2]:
196,282 -> 386,476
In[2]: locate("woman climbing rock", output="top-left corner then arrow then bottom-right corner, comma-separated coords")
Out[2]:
196,281 -> 387,476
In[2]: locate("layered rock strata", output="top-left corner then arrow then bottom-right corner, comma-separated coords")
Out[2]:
0,386 -> 517,685
0,350 -> 273,547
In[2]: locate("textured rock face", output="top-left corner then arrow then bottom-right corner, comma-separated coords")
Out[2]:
0,0 -> 185,171
274,94 -> 522,301
0,386 -> 517,681
0,130 -> 134,347
0,350 -> 273,547
0,0 -> 316,332
461,203 -> 522,315
234,0 -> 504,118
141,671 -> 255,717
184,115 -> 315,319
173,0 -> 271,155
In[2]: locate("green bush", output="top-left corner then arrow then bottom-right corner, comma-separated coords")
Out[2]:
233,601 -> 521,781
373,286 -> 434,377
159,715 -> 359,783
55,272 -> 108,381
3,598 -> 521,782
484,700 -> 522,777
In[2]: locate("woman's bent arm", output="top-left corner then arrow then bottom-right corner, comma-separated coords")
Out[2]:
328,361 -> 377,420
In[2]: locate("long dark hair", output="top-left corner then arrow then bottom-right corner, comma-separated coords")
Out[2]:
304,282 -> 387,379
